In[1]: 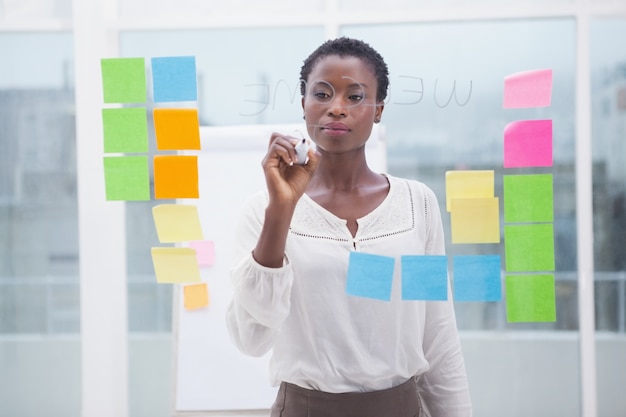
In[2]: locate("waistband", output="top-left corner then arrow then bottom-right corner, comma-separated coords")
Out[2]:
272,376 -> 421,417
283,375 -> 417,400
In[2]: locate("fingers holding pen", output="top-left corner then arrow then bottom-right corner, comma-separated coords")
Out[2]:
265,132 -> 299,167
302,144 -> 321,173
262,132 -> 321,204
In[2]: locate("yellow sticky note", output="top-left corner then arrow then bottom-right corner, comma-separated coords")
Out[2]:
151,247 -> 201,283
445,170 -> 494,212
183,283 -> 210,310
450,197 -> 500,243
152,204 -> 203,243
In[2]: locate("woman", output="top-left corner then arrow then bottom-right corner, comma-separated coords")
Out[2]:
226,37 -> 472,417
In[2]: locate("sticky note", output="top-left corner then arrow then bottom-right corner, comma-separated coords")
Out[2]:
401,255 -> 448,301
183,283 -> 210,310
450,197 -> 500,243
152,204 -> 204,243
188,241 -> 215,267
505,274 -> 556,322
103,156 -> 150,201
102,107 -> 149,153
153,155 -> 199,199
504,174 -> 553,223
503,68 -> 552,108
101,58 -> 146,103
153,108 -> 201,150
445,170 -> 494,212
504,224 -> 555,272
345,252 -> 395,301
151,247 -> 201,283
151,56 -> 197,102
453,255 -> 502,302
504,120 -> 553,168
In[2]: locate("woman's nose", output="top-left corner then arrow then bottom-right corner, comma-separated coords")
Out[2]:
327,96 -> 348,117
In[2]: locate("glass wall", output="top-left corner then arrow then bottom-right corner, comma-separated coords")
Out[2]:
342,20 -> 581,416
590,18 -> 626,416
342,20 -> 577,330
120,26 -> 325,417
2,1 -> 626,416
0,33 -> 80,416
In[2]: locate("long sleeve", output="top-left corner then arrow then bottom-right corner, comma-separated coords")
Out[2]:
225,191 -> 294,357
226,176 -> 474,398
418,186 -> 473,416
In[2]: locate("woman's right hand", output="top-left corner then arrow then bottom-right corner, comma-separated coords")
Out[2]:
261,132 -> 320,206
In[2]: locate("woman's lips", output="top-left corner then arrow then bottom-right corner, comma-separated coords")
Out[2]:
321,122 -> 350,136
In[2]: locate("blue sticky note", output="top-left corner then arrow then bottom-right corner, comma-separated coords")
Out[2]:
346,252 -> 395,301
401,255 -> 448,301
151,56 -> 197,102
453,255 -> 502,302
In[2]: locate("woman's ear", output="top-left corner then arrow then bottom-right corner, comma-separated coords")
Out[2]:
374,101 -> 385,123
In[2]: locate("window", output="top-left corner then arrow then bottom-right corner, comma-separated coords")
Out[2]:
0,32 -> 80,416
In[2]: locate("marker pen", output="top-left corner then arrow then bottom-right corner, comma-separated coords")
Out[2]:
294,138 -> 309,165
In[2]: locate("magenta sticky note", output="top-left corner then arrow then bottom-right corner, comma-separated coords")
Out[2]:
188,240 -> 215,267
504,120 -> 552,168
503,69 -> 552,108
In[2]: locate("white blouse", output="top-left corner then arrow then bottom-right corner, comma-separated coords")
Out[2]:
226,175 -> 472,417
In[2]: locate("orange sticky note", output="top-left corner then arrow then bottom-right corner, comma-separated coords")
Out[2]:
154,155 -> 199,199
183,283 -> 210,310
153,108 -> 201,151
151,247 -> 201,283
450,197 -> 500,243
445,170 -> 495,212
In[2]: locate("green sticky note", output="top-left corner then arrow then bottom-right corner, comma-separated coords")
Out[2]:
101,58 -> 147,103
504,224 -> 555,272
503,174 -> 553,223
102,107 -> 149,153
506,274 -> 556,322
103,156 -> 150,201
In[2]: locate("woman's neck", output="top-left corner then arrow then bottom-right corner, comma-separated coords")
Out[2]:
308,151 -> 380,193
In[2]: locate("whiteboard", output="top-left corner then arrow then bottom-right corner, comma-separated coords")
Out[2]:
172,123 -> 387,415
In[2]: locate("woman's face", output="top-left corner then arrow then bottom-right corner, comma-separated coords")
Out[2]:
302,55 -> 384,155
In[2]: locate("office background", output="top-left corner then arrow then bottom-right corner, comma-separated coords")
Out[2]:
1,0 -> 626,416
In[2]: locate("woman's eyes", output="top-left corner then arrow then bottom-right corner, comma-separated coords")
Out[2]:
312,92 -> 365,102
313,91 -> 331,100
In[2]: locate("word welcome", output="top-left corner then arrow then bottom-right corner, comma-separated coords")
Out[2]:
239,75 -> 473,116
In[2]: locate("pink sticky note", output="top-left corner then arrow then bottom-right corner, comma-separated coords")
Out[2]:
188,240 -> 215,267
504,120 -> 552,168
503,69 -> 552,108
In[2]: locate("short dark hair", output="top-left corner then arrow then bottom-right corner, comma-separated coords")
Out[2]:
299,37 -> 389,102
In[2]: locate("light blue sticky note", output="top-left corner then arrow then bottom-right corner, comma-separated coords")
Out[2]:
151,56 -> 197,102
401,255 -> 448,301
346,252 -> 395,301
453,255 -> 502,302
